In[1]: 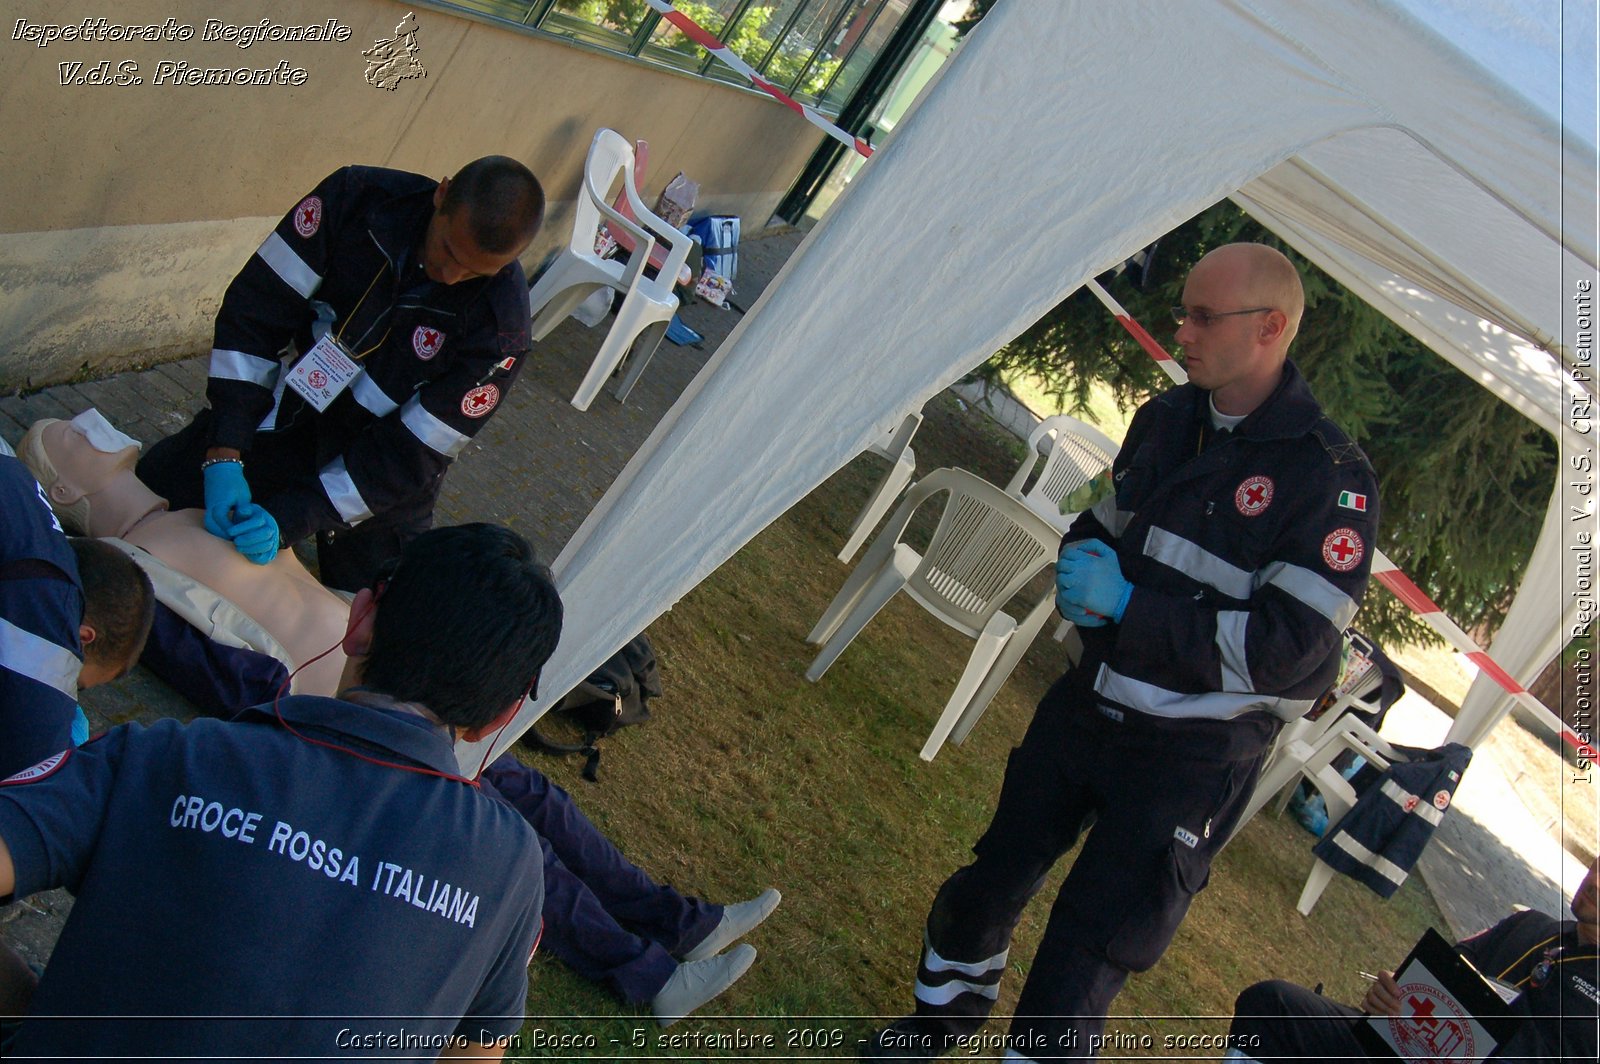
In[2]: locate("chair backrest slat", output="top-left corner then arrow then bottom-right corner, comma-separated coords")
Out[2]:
1010,415 -> 1118,530
907,468 -> 1060,633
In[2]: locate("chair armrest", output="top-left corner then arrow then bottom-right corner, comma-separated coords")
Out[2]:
618,179 -> 694,284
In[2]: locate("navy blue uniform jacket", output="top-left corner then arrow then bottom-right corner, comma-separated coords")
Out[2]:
0,455 -> 83,779
204,166 -> 532,543
1066,361 -> 1381,725
0,695 -> 544,1059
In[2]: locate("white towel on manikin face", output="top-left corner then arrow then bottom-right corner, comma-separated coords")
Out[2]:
69,408 -> 141,454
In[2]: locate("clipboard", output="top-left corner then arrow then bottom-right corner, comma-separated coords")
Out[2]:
1356,928 -> 1519,1062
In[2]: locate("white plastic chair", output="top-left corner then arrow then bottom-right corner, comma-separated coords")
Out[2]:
1264,644 -> 1387,775
837,411 -> 922,563
1235,715 -> 1406,914
805,467 -> 1061,761
1019,416 -> 1119,642
1005,414 -> 1119,532
526,129 -> 694,411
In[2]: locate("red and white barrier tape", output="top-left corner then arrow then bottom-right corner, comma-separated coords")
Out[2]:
1082,280 -> 1591,759
646,0 -> 873,158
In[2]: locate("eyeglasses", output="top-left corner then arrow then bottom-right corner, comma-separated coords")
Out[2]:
1170,306 -> 1274,327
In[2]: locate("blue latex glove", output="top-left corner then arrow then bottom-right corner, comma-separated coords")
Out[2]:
226,503 -> 280,565
202,460 -> 252,538
1056,599 -> 1108,628
1056,538 -> 1133,623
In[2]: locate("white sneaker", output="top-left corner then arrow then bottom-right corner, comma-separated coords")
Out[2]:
652,944 -> 757,1027
682,888 -> 781,962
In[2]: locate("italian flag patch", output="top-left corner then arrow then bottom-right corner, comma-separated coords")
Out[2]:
1338,490 -> 1368,512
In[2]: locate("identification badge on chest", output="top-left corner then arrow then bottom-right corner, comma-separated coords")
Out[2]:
285,333 -> 362,412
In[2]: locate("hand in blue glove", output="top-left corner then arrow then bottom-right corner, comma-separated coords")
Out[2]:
202,460 -> 252,539
1056,538 -> 1133,624
1056,599 -> 1108,628
226,503 -> 280,565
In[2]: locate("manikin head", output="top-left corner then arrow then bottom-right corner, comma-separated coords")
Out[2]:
420,156 -> 545,285
340,523 -> 563,742
18,413 -> 151,537
1173,243 -> 1306,416
18,413 -> 156,685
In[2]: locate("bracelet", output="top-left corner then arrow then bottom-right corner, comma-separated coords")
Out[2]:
201,457 -> 243,470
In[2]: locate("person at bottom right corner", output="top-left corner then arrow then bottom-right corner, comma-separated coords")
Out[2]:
1226,854 -> 1599,1063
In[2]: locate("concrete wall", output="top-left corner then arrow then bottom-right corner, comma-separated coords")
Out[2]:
0,0 -> 823,389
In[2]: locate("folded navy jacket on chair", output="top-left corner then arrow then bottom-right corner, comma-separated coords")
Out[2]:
1312,742 -> 1472,899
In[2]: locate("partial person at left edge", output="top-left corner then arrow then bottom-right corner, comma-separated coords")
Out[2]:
0,448 -> 155,778
138,156 -> 543,591
1,447 -> 155,1026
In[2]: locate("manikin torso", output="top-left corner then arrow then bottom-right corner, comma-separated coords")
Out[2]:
31,419 -> 348,697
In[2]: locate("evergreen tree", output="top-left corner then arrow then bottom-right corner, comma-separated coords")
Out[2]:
975,201 -> 1557,648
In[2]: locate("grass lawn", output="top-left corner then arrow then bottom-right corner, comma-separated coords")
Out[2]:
508,393 -> 1447,1060
999,369 -> 1135,441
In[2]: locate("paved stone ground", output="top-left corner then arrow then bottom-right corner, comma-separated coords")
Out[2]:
1,222 -> 1582,975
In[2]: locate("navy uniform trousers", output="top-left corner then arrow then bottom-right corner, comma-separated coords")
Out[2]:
482,756 -> 723,1003
913,672 -> 1276,1057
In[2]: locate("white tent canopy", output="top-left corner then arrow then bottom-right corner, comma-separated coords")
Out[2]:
465,0 -> 1597,766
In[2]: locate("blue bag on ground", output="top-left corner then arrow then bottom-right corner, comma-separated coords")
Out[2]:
688,215 -> 740,281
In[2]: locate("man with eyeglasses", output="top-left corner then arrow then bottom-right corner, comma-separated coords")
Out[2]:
1225,855 -> 1599,1062
868,243 -> 1381,1060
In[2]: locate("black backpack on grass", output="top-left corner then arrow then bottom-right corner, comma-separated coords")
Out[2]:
521,633 -> 661,781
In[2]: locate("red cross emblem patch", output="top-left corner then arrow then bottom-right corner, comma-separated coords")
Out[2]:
1403,794 -> 1419,813
1387,984 -> 1476,1060
413,326 -> 445,361
1234,475 -> 1275,517
1322,527 -> 1364,572
461,384 -> 500,418
293,196 -> 322,239
306,369 -> 328,390
1433,790 -> 1451,811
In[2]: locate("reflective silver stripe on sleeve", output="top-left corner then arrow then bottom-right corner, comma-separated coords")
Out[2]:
256,231 -> 323,300
914,976 -> 1001,1005
1144,527 -> 1254,599
1091,494 -> 1132,537
399,395 -> 470,458
319,456 -> 372,525
0,617 -> 80,700
1327,831 -> 1408,887
1094,664 -> 1315,722
1381,779 -> 1443,826
1216,610 -> 1253,693
1256,561 -> 1359,629
209,348 -> 280,388
349,371 -> 399,418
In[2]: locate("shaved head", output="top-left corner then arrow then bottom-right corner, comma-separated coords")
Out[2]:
1199,243 -> 1305,345
1176,243 -> 1307,414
